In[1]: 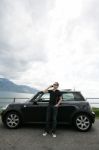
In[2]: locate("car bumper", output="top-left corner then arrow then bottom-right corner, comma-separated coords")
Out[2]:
91,111 -> 95,123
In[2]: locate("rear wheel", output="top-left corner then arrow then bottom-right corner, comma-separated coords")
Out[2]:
74,114 -> 92,132
4,112 -> 21,129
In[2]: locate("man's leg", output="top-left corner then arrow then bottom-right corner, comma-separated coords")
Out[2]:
45,105 -> 51,133
52,106 -> 58,134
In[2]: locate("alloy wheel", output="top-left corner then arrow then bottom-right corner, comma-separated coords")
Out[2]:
6,113 -> 20,128
75,114 -> 91,131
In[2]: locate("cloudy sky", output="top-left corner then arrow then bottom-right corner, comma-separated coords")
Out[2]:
0,0 -> 99,97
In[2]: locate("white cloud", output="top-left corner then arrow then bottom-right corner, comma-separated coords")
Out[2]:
0,0 -> 99,97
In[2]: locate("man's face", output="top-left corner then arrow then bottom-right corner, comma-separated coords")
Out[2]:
53,83 -> 59,89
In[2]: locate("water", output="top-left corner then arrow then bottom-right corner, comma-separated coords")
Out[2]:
0,92 -> 99,108
0,91 -> 33,108
86,98 -> 99,108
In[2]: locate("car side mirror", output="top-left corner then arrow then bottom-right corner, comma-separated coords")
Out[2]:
38,99 -> 42,102
33,101 -> 38,105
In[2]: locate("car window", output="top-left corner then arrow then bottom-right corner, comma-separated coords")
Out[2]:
62,93 -> 74,101
41,93 -> 50,101
34,93 -> 43,101
73,92 -> 85,101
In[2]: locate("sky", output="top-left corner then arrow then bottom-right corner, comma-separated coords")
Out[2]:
0,0 -> 99,97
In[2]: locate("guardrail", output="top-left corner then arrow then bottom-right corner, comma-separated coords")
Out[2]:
0,97 -> 99,108
0,98 -> 30,108
86,98 -> 99,108
0,97 -> 30,102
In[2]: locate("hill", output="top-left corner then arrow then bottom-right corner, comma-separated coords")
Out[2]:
0,78 -> 38,94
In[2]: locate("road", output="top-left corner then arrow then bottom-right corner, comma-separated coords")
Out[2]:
0,118 -> 99,150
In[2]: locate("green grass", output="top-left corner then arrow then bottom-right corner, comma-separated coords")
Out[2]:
0,107 -> 2,115
0,106 -> 3,115
92,107 -> 99,118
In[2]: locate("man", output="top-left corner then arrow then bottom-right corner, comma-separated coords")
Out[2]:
42,82 -> 62,138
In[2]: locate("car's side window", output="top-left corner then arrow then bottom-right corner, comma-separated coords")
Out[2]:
73,92 -> 85,101
41,93 -> 50,101
62,93 -> 74,101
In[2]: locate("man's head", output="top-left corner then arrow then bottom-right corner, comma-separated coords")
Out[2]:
53,82 -> 59,90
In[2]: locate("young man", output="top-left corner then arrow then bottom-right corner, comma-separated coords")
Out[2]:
42,82 -> 62,138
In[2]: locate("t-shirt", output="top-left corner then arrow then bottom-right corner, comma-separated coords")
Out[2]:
48,90 -> 62,105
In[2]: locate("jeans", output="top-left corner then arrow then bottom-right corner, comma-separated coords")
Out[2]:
45,105 -> 58,133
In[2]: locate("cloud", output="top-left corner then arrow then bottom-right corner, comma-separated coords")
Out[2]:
42,0 -> 99,95
0,0 -> 99,96
0,0 -> 53,78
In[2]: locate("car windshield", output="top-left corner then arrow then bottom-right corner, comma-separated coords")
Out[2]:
40,93 -> 50,101
29,91 -> 43,102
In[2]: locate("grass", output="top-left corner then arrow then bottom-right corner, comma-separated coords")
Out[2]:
92,107 -> 99,118
0,107 -> 2,115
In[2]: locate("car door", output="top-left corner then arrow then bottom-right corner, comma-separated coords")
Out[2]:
58,92 -> 77,123
22,93 -> 50,123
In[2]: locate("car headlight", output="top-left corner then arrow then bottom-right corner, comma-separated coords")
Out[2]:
1,105 -> 9,110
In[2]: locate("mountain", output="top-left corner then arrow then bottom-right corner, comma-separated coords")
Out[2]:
0,78 -> 38,94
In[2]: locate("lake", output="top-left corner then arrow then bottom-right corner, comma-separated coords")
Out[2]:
0,91 -> 99,108
86,98 -> 99,108
0,91 -> 33,108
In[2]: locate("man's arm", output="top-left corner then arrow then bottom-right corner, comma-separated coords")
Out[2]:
55,96 -> 63,107
43,85 -> 53,93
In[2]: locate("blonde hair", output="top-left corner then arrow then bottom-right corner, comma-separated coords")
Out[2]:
54,82 -> 59,86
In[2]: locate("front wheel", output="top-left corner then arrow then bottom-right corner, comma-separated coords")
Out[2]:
74,114 -> 92,132
4,112 -> 21,129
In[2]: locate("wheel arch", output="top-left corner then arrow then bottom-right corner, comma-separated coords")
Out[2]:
2,110 -> 23,123
71,111 -> 92,125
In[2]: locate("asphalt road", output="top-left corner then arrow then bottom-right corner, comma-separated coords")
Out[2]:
0,118 -> 99,150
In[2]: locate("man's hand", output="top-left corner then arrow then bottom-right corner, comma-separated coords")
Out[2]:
43,85 -> 53,93
49,85 -> 53,88
55,96 -> 63,107
54,104 -> 59,107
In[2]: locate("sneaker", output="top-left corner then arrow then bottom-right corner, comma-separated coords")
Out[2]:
43,132 -> 47,136
52,133 -> 56,138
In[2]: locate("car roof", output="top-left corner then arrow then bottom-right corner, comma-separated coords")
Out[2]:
61,90 -> 81,93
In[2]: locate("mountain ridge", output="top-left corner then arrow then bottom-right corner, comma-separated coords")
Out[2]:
0,78 -> 38,94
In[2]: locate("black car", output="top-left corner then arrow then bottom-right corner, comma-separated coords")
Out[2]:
1,90 -> 95,131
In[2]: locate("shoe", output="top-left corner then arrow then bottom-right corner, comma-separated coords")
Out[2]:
52,133 -> 56,138
43,132 -> 47,136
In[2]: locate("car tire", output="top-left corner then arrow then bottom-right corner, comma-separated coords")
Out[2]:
4,112 -> 21,129
73,113 -> 92,132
